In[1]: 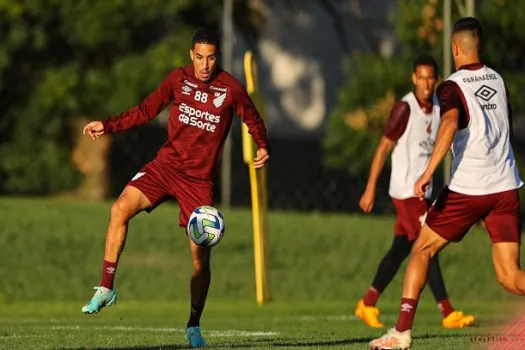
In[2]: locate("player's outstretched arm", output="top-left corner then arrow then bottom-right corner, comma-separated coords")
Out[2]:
415,109 -> 458,197
359,101 -> 407,213
100,70 -> 178,135
359,136 -> 395,213
232,82 -> 270,168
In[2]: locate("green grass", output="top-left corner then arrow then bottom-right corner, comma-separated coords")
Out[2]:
0,197 -> 522,349
0,301 -> 514,349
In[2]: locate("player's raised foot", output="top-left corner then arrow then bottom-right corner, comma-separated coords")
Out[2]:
186,326 -> 207,348
369,328 -> 411,350
355,299 -> 384,328
442,310 -> 476,329
81,286 -> 117,314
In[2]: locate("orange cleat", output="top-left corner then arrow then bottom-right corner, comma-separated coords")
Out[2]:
442,310 -> 476,329
355,299 -> 385,328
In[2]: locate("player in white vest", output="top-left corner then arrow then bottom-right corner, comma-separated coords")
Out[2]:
356,55 -> 474,330
370,17 -> 524,350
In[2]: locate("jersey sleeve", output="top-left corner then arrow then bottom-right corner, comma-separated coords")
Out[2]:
102,69 -> 179,134
231,82 -> 269,151
383,101 -> 410,142
436,80 -> 469,129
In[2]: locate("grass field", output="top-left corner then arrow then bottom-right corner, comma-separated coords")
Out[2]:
1,197 -> 523,349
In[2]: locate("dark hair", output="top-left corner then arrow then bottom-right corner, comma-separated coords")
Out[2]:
412,54 -> 439,76
192,29 -> 220,51
453,17 -> 482,40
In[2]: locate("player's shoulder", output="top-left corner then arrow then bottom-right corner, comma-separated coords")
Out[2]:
445,70 -> 465,82
391,99 -> 410,117
486,66 -> 505,83
168,65 -> 193,79
400,91 -> 415,103
396,93 -> 412,110
436,80 -> 460,96
213,68 -> 244,91
483,64 -> 501,75
160,66 -> 190,84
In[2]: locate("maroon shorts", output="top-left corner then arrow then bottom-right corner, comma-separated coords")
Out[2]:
426,187 -> 521,243
391,197 -> 429,241
127,158 -> 214,228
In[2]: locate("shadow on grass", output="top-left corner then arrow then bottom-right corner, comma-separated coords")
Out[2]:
63,332 -> 478,349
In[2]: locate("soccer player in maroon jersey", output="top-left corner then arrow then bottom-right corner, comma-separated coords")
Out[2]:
370,17 -> 524,350
81,29 -> 269,347
355,55 -> 474,330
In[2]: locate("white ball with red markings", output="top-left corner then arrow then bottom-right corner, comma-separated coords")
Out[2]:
187,205 -> 225,247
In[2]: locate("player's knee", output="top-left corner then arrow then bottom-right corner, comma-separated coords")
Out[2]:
192,256 -> 211,274
411,241 -> 433,256
110,198 -> 134,223
411,238 -> 441,258
496,271 -> 520,295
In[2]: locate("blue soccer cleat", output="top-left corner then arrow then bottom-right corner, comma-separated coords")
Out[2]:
81,286 -> 117,314
186,326 -> 207,348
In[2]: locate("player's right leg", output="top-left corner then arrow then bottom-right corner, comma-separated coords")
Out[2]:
82,186 -> 152,314
82,161 -> 168,314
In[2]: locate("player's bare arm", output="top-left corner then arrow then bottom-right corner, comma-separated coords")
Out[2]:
359,136 -> 395,213
415,109 -> 458,198
359,99 -> 409,213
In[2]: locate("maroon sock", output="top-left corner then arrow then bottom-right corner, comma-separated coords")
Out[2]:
363,287 -> 381,307
100,260 -> 118,289
395,298 -> 418,332
438,299 -> 454,318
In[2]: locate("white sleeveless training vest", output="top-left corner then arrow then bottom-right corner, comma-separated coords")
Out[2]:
446,66 -> 522,195
389,92 -> 441,200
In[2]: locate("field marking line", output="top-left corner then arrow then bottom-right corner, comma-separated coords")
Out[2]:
48,325 -> 278,337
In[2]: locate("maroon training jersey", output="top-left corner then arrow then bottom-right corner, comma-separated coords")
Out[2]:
102,64 -> 269,181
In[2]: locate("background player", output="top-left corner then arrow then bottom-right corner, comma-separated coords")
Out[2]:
81,29 -> 270,348
356,54 -> 474,330
370,17 -> 524,350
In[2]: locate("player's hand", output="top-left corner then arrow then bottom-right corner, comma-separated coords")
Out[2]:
359,189 -> 375,213
253,148 -> 269,169
414,173 -> 432,199
83,121 -> 105,140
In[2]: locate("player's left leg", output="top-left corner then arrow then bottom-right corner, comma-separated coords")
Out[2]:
356,235 -> 412,328
185,239 -> 211,347
369,224 -> 449,350
427,253 -> 475,328
171,170 -> 214,348
356,198 -> 415,328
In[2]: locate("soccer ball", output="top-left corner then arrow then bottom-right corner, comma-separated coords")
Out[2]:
187,205 -> 225,247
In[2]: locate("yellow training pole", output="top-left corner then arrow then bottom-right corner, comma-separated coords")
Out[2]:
243,50 -> 271,304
